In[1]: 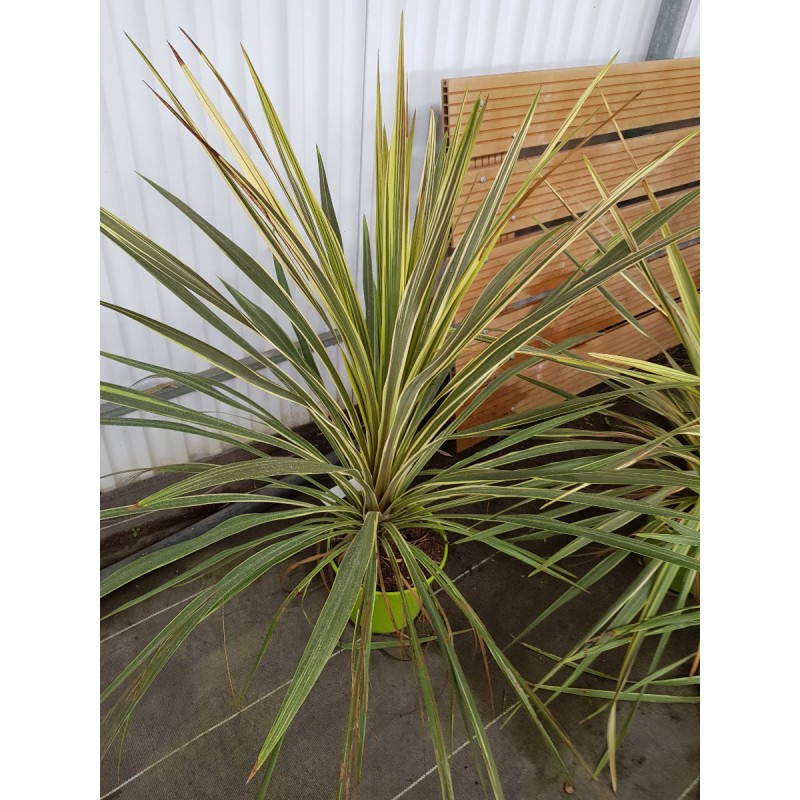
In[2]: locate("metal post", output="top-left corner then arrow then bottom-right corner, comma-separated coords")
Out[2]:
646,0 -> 694,61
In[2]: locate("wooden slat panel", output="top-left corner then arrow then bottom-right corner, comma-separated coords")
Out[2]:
467,90 -> 699,156
453,128 -> 699,242
455,190 -> 700,322
445,58 -> 699,436
442,58 -> 699,160
494,245 -> 699,345
457,307 -> 681,438
468,80 -> 699,134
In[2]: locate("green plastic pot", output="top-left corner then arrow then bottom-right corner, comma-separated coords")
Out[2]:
329,529 -> 448,635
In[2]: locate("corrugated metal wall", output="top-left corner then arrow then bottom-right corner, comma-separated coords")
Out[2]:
100,0 -> 700,491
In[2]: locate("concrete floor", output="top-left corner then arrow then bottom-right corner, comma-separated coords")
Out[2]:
100,512 -> 699,799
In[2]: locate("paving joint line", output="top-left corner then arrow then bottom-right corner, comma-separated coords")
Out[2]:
101,590 -> 205,643
675,775 -> 700,800
389,706 -> 514,800
100,650 -> 345,800
435,554 -> 495,592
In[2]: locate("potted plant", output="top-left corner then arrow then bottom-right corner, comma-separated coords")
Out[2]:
325,480 -> 449,634
101,26 -> 699,797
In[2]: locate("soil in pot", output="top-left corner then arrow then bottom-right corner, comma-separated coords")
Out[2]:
331,527 -> 446,590
375,527 -> 446,591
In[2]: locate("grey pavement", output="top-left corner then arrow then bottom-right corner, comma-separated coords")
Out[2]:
100,516 -> 699,799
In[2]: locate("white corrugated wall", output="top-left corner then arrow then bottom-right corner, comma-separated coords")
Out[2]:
100,0 -> 700,491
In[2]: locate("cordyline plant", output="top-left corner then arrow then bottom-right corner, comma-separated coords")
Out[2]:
100,26 -> 699,798
497,162 -> 700,790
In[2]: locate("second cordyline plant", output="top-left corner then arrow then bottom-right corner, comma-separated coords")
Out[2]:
504,162 -> 700,789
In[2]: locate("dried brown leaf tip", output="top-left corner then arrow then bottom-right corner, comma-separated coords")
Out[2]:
167,42 -> 185,66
